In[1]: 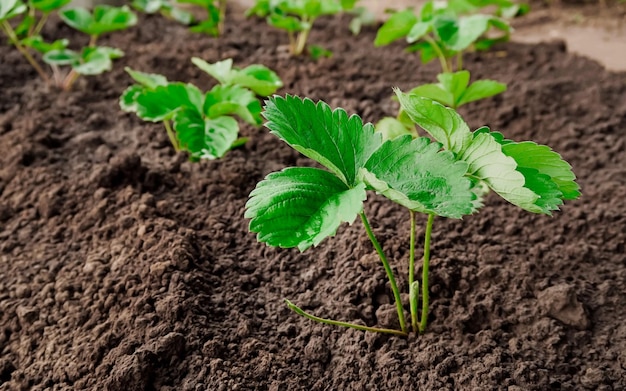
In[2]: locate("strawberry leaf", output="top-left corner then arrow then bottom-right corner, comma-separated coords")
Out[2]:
245,167 -> 366,251
263,95 -> 382,186
174,110 -> 239,160
363,135 -> 477,218
132,83 -> 204,122
203,84 -> 261,124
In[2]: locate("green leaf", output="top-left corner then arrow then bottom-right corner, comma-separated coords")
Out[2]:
21,36 -> 68,54
245,167 -> 366,251
60,5 -> 137,36
124,67 -> 168,89
31,0 -> 71,13
375,116 -> 417,141
193,57 -> 283,96
203,84 -> 261,125
459,131 -> 540,212
457,79 -> 506,106
437,71 -> 470,103
396,92 -> 565,214
374,10 -> 417,47
406,21 -> 430,43
308,44 -> 332,60
263,95 -> 382,186
192,57 -> 232,85
363,135 -> 477,218
502,142 -> 580,201
131,0 -> 165,13
72,46 -> 123,75
174,110 -> 239,160
119,85 -> 144,112
231,64 -> 283,96
0,0 -> 26,21
395,90 -> 472,152
268,13 -> 304,32
133,83 -> 204,121
42,49 -> 80,66
408,83 -> 454,108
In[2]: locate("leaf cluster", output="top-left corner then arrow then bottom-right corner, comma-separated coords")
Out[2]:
246,0 -> 358,56
120,58 -> 283,160
246,93 -> 579,251
375,0 -> 515,72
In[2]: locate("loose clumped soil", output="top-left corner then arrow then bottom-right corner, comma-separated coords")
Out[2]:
1,8 -> 625,391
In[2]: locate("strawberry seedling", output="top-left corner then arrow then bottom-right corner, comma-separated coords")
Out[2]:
246,92 -> 579,335
120,58 -> 283,160
246,0 -> 358,57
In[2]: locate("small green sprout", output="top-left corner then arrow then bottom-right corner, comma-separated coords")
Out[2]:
246,0 -> 358,57
375,0 -> 513,73
120,58 -> 283,160
245,92 -> 579,335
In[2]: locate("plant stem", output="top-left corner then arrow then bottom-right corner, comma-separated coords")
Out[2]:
294,28 -> 310,56
287,30 -> 296,54
63,34 -> 99,90
359,212 -> 408,334
456,51 -> 463,72
33,12 -> 49,36
163,119 -> 180,152
217,0 -> 227,35
286,300 -> 408,337
424,35 -> 450,73
409,210 -> 418,333
419,213 -> 435,333
1,21 -> 50,84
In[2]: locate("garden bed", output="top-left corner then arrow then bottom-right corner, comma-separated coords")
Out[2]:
1,6 -> 625,390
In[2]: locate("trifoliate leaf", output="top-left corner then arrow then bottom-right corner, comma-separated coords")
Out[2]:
395,90 -> 472,152
60,5 -> 137,36
174,109 -> 238,160
204,85 -> 261,125
263,95 -> 382,186
245,167 -> 366,251
363,135 -> 477,218
438,71 -> 470,102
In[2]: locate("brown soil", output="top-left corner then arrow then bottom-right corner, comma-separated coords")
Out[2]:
1,7 -> 626,391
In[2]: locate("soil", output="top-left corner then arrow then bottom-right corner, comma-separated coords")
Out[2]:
1,5 -> 626,391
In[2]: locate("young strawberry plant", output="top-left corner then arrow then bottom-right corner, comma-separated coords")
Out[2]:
131,0 -> 193,26
245,92 -> 579,335
120,58 -> 283,160
376,70 -> 506,140
1,2 -> 136,89
375,0 -> 513,73
132,0 -> 227,36
246,0 -> 358,57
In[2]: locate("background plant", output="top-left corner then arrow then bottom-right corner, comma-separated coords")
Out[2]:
0,1 -> 136,89
132,0 -> 227,36
120,58 -> 283,160
246,93 -> 579,335
376,70 -> 506,140
246,0 -> 359,57
375,0 -> 517,73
